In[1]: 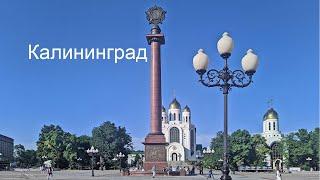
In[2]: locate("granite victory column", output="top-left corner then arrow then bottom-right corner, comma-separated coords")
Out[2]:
142,6 -> 168,171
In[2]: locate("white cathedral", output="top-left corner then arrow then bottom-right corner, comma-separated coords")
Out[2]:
161,98 -> 197,163
261,107 -> 283,170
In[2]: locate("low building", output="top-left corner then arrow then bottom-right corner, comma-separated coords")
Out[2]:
0,134 -> 14,169
127,151 -> 144,167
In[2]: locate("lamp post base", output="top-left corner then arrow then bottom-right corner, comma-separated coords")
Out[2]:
220,174 -> 232,180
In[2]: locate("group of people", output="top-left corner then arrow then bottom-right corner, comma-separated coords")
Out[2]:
151,165 -> 198,177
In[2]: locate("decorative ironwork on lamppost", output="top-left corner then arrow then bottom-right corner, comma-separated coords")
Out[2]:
116,152 -> 125,171
193,32 -> 259,180
86,146 -> 98,177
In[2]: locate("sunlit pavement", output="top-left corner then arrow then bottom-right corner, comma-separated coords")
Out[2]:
0,169 -> 319,180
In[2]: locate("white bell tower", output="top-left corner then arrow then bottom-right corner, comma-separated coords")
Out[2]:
262,107 -> 282,146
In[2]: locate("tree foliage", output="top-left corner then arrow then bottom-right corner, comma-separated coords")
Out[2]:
203,128 -> 319,171
36,125 -> 92,169
92,121 -> 133,169
14,144 -> 38,168
283,128 -> 319,170
37,125 -> 69,168
203,129 -> 270,170
203,131 -> 225,169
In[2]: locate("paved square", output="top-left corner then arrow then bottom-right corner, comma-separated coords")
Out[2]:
0,169 -> 319,180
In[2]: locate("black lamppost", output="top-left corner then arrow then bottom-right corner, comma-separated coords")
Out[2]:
116,152 -> 125,171
77,157 -> 82,170
306,157 -> 312,171
86,146 -> 99,177
192,32 -> 259,180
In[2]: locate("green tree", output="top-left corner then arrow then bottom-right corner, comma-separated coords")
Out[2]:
309,128 -> 319,170
284,128 -> 319,170
14,144 -> 38,168
229,130 -> 252,170
76,135 -> 92,168
250,134 -> 270,167
36,125 -> 70,169
92,121 -> 132,169
202,131 -> 226,169
131,153 -> 142,167
62,133 -> 78,169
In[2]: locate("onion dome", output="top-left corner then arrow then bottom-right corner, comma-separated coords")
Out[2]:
162,106 -> 166,112
183,105 -> 191,112
263,108 -> 279,120
169,98 -> 181,109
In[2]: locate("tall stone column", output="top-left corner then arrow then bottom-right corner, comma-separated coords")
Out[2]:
143,6 -> 168,171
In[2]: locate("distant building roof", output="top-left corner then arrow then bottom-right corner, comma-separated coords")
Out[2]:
0,134 -> 14,142
196,144 -> 202,151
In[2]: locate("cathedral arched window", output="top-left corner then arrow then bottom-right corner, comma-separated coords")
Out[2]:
273,122 -> 276,130
174,113 -> 176,120
271,142 -> 282,165
179,113 -> 181,121
170,127 -> 180,143
269,122 -> 271,131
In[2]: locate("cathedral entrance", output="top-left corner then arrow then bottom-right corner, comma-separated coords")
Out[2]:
271,142 -> 283,170
171,153 -> 178,161
273,159 -> 282,170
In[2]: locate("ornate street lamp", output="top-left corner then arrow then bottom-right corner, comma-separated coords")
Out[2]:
116,152 -> 125,171
77,157 -> 82,170
193,32 -> 259,180
86,146 -> 99,177
203,148 -> 215,154
306,157 -> 312,171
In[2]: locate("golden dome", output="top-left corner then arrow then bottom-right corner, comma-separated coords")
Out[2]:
169,98 -> 181,109
263,108 -> 279,120
183,105 -> 190,112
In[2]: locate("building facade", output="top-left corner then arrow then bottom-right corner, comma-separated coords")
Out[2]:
261,108 -> 283,170
0,134 -> 14,169
161,98 -> 197,163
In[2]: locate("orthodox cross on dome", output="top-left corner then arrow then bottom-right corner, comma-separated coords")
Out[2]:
267,98 -> 274,108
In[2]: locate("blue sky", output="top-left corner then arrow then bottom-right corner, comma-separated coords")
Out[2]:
0,0 -> 318,150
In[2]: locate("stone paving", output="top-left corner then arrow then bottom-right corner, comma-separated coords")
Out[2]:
0,169 -> 318,180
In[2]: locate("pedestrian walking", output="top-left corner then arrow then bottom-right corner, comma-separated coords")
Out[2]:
151,165 -> 156,178
200,166 -> 204,175
47,167 -> 53,180
207,169 -> 214,179
276,169 -> 282,180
